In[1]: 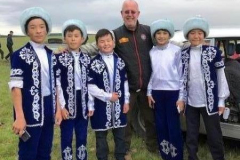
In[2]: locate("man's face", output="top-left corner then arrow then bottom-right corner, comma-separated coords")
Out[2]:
121,1 -> 140,31
27,18 -> 47,44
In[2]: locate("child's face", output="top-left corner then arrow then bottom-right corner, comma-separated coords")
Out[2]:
64,29 -> 84,52
188,29 -> 205,47
27,18 -> 47,44
97,34 -> 115,54
154,30 -> 170,46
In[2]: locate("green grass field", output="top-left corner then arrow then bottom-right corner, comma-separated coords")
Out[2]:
0,36 -> 240,159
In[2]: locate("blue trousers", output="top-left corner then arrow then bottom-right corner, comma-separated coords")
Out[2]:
18,95 -> 54,160
152,90 -> 183,160
61,90 -> 88,160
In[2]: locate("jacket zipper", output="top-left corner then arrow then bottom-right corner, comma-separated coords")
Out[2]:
132,31 -> 143,89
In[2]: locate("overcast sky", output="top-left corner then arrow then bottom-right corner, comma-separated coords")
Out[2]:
0,0 -> 239,35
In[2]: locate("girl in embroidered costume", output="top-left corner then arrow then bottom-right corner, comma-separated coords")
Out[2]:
88,29 -> 130,160
148,19 -> 184,160
8,7 -> 61,160
182,16 -> 230,160
55,19 -> 91,160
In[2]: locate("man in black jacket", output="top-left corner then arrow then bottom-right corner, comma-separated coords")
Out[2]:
0,36 -> 4,59
113,0 -> 158,158
5,30 -> 14,61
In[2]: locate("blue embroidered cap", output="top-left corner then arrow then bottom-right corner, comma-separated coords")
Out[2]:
150,19 -> 175,43
62,19 -> 87,41
20,7 -> 52,35
183,15 -> 209,39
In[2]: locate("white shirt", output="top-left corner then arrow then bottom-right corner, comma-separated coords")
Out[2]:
72,51 -> 82,90
188,45 -> 230,107
88,52 -> 130,110
147,43 -> 184,99
8,41 -> 51,96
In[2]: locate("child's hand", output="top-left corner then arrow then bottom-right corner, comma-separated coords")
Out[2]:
55,109 -> 62,126
88,110 -> 94,117
123,103 -> 129,113
61,108 -> 69,120
148,96 -> 155,108
176,100 -> 185,113
12,117 -> 26,136
54,46 -> 68,54
110,92 -> 119,102
218,107 -> 225,115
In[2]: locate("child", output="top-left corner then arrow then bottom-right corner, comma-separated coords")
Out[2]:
182,16 -> 230,160
55,19 -> 91,160
8,7 -> 61,160
88,29 -> 130,160
148,19 -> 184,160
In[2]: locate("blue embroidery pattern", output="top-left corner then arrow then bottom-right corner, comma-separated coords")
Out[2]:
103,70 -> 112,129
80,54 -> 90,119
182,46 -> 223,113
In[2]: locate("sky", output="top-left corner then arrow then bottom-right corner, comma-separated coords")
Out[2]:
0,0 -> 239,35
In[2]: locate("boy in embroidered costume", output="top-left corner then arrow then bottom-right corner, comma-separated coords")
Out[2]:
55,19 -> 91,160
8,7 -> 61,160
181,16 -> 230,160
88,29 -> 130,160
148,19 -> 184,160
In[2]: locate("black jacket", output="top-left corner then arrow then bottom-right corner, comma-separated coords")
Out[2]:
7,34 -> 13,47
113,22 -> 153,91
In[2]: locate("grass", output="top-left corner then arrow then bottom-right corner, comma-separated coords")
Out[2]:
0,36 -> 240,159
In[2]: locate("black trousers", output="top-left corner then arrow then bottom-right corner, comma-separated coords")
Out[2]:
95,127 -> 126,160
185,105 -> 225,160
0,48 -> 4,59
5,45 -> 13,60
125,90 -> 158,152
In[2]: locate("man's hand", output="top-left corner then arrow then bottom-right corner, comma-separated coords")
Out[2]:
123,103 -> 129,113
110,92 -> 119,102
148,96 -> 155,108
12,117 -> 26,136
61,108 -> 69,120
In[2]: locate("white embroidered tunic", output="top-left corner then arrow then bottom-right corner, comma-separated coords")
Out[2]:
147,43 -> 184,100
